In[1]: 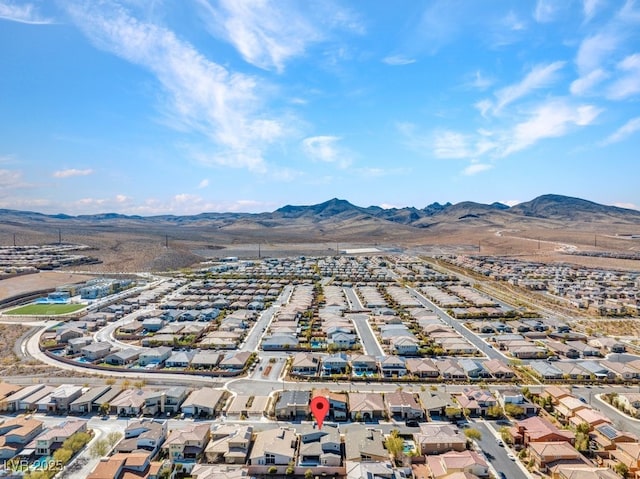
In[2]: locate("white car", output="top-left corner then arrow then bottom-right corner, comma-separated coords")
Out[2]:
507,452 -> 516,461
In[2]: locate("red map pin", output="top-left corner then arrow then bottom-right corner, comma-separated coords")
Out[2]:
310,396 -> 329,429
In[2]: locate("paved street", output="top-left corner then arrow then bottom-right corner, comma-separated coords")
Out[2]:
406,286 -> 508,361
348,312 -> 384,357
474,420 -> 531,479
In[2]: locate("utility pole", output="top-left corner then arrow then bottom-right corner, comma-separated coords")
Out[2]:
13,233 -> 16,247
165,235 -> 169,248
58,229 -> 62,244
538,237 -> 540,250
594,235 -> 597,247
258,243 -> 261,259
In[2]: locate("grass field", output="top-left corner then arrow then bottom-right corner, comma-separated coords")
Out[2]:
4,303 -> 86,316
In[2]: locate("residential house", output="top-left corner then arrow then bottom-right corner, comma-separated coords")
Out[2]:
55,327 -> 84,344
455,388 -> 497,417
298,425 -> 342,466
418,391 -> 454,420
351,355 -> 378,377
248,428 -> 297,465
163,423 -> 210,468
425,450 -> 488,478
483,359 -> 515,379
80,342 -> 111,361
104,348 -> 140,366
406,358 -> 439,379
568,408 -> 611,430
16,385 -> 55,412
541,386 -> 573,406
321,353 -> 349,376
142,317 -> 166,332
219,352 -> 251,371
436,359 -> 466,381
43,384 -> 83,413
262,334 -> 299,350
0,383 -> 22,411
592,424 -> 637,451
529,361 -> 563,381
138,347 -> 172,367
226,395 -> 269,419
415,423 -> 466,455
528,441 -> 588,472
275,391 -> 310,420
495,389 -> 539,416
66,336 -> 93,354
611,442 -> 640,477
551,465 -> 619,479
312,389 -> 348,421
109,389 -> 147,416
346,461 -> 395,479
165,351 -> 195,369
0,417 -> 44,460
115,419 -> 166,457
191,464 -> 247,479
348,392 -> 385,421
344,427 -> 387,462
34,420 -> 87,456
191,351 -> 222,370
379,356 -> 406,378
510,416 -> 575,446
143,387 -> 188,415
458,359 -> 490,380
69,386 -> 112,414
555,396 -> 590,421
205,425 -> 252,464
88,452 -> 163,479
290,352 -> 320,376
385,390 -> 423,419
391,336 -> 420,356
181,388 -> 225,418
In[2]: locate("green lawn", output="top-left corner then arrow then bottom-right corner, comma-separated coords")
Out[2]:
4,303 -> 86,316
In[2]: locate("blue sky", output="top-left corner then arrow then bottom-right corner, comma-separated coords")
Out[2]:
1,0 -> 640,215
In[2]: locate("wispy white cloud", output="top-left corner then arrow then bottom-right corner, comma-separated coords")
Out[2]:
65,1 -> 288,174
196,0 -> 362,73
570,68 -> 608,96
601,116 -> 640,145
0,1 -> 52,24
0,169 -> 25,189
72,194 -> 272,215
197,179 -> 209,189
52,168 -> 94,178
492,61 -> 565,113
467,71 -> 493,90
575,32 -> 620,75
462,162 -> 493,176
433,131 -> 471,159
503,11 -> 526,31
302,135 -> 352,168
582,0 -> 602,22
196,0 -> 320,72
534,0 -> 559,22
607,53 -> 640,100
503,100 -> 601,155
382,55 -> 415,66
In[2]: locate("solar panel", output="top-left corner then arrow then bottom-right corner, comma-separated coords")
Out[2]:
598,424 -> 618,440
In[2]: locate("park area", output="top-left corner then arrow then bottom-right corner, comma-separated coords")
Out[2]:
4,303 -> 86,315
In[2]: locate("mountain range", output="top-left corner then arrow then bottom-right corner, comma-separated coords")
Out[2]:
1,194 -> 638,230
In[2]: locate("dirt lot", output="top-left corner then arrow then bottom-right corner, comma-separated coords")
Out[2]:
0,271 -> 96,302
575,318 -> 640,339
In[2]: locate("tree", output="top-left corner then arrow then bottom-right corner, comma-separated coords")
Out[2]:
464,428 -> 482,441
385,429 -> 404,464
504,403 -> 525,418
90,439 -> 109,458
304,469 -> 314,479
99,402 -> 110,416
107,431 -> 122,446
121,379 -> 130,390
486,405 -> 503,419
268,466 -> 278,475
614,462 -> 628,477
53,447 -> 73,465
